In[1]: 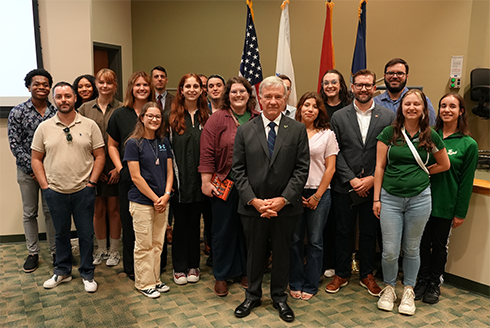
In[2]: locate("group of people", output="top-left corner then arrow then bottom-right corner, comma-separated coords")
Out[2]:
7,56 -> 478,322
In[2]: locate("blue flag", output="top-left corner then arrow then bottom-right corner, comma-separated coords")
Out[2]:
351,0 -> 367,79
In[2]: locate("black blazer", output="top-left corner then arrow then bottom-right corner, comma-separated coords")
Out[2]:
330,103 -> 395,194
232,114 -> 310,217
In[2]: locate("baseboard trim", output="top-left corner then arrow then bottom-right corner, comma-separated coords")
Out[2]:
444,273 -> 490,297
0,231 -> 79,244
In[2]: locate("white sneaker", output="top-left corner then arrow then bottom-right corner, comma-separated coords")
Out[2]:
140,288 -> 160,298
106,251 -> 120,267
378,285 -> 397,312
43,274 -> 72,289
83,279 -> 98,293
156,283 -> 170,293
399,286 -> 416,315
173,271 -> 187,285
324,269 -> 335,278
93,249 -> 107,266
187,268 -> 200,283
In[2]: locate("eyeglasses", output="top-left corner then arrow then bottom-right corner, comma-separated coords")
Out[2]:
322,80 -> 338,86
353,83 -> 375,90
230,90 -> 248,96
385,71 -> 406,78
63,127 -> 72,142
145,114 -> 162,121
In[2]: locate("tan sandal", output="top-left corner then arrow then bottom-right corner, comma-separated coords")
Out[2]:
290,290 -> 302,299
301,292 -> 314,300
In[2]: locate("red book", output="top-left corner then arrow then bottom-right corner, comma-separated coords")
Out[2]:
211,173 -> 234,201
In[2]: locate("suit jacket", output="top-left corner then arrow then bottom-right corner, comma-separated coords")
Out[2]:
163,92 -> 174,112
232,114 -> 310,217
330,102 -> 395,194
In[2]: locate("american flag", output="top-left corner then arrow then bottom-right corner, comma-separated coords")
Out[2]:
239,1 -> 263,99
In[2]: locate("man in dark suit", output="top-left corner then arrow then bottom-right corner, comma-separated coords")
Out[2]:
232,76 -> 309,323
151,66 -> 174,111
326,69 -> 395,297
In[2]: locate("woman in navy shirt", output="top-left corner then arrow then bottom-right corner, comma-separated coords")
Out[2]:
124,102 -> 173,298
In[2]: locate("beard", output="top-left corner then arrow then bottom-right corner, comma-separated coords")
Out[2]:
385,77 -> 406,94
354,93 -> 372,104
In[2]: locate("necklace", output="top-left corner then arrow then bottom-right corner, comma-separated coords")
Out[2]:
146,138 -> 160,165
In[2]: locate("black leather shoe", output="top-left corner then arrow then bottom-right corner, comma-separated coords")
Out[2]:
273,301 -> 295,322
423,282 -> 441,304
414,279 -> 428,300
234,299 -> 261,318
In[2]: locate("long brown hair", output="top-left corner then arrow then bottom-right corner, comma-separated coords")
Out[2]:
169,73 -> 209,135
389,89 -> 434,152
123,71 -> 154,108
435,92 -> 470,135
295,92 -> 330,130
126,102 -> 166,145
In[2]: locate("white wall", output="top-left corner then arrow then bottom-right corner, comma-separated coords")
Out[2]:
446,192 -> 490,286
0,0 -> 132,237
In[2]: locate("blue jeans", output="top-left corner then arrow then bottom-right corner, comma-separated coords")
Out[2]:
43,186 -> 96,280
380,186 -> 431,287
289,189 -> 331,294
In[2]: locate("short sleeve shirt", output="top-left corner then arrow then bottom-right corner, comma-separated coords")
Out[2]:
377,125 -> 445,197
31,113 -> 105,194
106,106 -> 138,162
124,137 -> 173,206
305,129 -> 339,189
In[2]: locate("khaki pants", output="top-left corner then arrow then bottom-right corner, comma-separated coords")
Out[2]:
129,201 -> 168,290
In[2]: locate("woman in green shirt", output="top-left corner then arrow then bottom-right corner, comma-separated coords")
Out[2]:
415,93 -> 478,304
373,89 -> 450,315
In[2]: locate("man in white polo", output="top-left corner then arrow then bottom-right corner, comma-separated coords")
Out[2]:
31,81 -> 105,293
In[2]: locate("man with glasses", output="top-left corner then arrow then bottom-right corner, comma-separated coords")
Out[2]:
326,69 -> 395,297
8,68 -> 57,273
31,82 -> 105,293
374,58 -> 436,125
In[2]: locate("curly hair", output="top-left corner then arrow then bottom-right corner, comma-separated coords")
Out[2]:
389,89 -> 434,152
295,92 -> 330,130
169,73 -> 209,135
24,68 -> 53,88
220,76 -> 256,112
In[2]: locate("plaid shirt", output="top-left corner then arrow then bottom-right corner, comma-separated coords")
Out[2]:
7,98 -> 57,174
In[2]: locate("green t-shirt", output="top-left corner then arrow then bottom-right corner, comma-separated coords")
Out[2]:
233,110 -> 251,126
377,125 -> 445,197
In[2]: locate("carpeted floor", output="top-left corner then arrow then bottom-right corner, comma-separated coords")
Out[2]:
1,240 -> 489,328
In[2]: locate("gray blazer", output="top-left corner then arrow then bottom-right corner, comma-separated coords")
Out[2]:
232,114 -> 310,217
330,103 -> 395,194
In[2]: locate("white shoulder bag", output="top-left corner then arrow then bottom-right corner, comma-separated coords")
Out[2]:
401,127 -> 430,176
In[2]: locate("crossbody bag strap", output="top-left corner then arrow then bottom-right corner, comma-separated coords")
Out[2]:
401,127 -> 430,176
